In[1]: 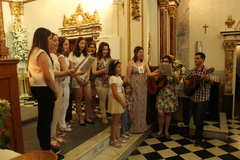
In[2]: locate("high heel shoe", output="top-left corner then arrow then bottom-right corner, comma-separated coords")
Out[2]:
110,139 -> 122,148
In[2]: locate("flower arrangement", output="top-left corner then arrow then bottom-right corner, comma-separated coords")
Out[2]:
9,20 -> 29,62
0,99 -> 11,149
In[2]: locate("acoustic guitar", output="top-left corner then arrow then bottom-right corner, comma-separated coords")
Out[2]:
147,64 -> 183,95
184,67 -> 215,96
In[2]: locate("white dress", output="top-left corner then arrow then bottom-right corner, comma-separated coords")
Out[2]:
107,76 -> 124,114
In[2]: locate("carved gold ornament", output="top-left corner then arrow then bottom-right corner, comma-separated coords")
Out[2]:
131,0 -> 140,21
222,40 -> 236,51
59,4 -> 102,42
225,15 -> 235,28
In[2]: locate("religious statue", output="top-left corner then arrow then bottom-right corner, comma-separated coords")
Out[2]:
225,15 -> 235,28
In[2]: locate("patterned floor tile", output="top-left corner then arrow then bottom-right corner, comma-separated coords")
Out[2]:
207,139 -> 227,146
162,141 -> 182,148
137,146 -> 155,154
193,150 -> 215,159
149,143 -> 168,151
175,139 -> 193,146
143,151 -> 163,159
157,148 -> 178,158
171,146 -> 191,154
128,118 -> 240,160
179,152 -> 202,160
230,150 -> 240,159
218,153 -> 239,160
144,138 -> 161,145
206,146 -> 228,156
218,144 -> 239,152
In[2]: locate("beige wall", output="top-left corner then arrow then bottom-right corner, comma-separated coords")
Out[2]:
2,0 -> 240,76
189,0 -> 240,71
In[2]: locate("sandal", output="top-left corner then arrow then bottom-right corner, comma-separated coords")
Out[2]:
56,130 -> 66,137
121,134 -> 130,139
53,135 -> 66,145
165,135 -> 170,139
51,138 -> 60,149
110,139 -> 122,148
126,132 -> 132,137
60,127 -> 73,132
118,138 -> 127,143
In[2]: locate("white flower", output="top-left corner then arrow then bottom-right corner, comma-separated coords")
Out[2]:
10,22 -> 29,62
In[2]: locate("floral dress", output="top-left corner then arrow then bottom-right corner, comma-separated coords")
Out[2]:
155,76 -> 178,113
94,59 -> 109,88
129,64 -> 148,133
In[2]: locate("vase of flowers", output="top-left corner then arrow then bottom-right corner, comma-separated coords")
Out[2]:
0,99 -> 11,149
9,19 -> 29,63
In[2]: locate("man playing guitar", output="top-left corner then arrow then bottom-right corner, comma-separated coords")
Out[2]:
183,52 -> 213,147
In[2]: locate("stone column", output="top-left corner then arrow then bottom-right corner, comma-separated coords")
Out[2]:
168,5 -> 177,56
158,0 -> 169,59
223,40 -> 236,94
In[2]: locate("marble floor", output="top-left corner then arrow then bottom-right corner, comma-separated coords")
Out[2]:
20,97 -> 240,160
128,119 -> 240,160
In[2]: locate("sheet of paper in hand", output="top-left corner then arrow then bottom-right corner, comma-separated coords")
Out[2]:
79,56 -> 95,71
158,63 -> 173,76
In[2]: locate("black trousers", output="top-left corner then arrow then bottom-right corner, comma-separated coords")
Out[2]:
31,86 -> 55,150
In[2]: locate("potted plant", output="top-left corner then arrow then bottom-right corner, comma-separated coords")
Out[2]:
0,99 -> 11,149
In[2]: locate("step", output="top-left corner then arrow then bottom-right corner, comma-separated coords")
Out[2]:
64,125 -> 152,160
189,112 -> 229,140
93,125 -> 152,160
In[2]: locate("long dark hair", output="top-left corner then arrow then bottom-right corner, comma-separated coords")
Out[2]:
87,42 -> 97,57
108,60 -> 121,76
72,37 -> 87,57
97,42 -> 111,60
132,46 -> 143,63
57,37 -> 69,57
28,27 -> 53,65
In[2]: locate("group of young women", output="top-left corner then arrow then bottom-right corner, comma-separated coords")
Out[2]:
28,27 -> 180,156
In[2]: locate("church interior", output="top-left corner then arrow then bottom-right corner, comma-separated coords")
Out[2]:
1,0 -> 240,159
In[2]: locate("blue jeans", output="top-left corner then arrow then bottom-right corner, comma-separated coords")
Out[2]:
121,109 -> 130,135
190,100 -> 209,140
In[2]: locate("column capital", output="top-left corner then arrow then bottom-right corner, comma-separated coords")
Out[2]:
168,6 -> 177,18
158,0 -> 169,10
223,40 -> 237,51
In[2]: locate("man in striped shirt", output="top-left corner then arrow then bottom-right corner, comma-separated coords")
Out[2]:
184,52 -> 213,147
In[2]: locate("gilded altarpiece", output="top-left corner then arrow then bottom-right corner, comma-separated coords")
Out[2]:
59,4 -> 102,42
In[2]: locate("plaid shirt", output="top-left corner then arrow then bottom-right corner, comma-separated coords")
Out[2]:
186,66 -> 212,102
